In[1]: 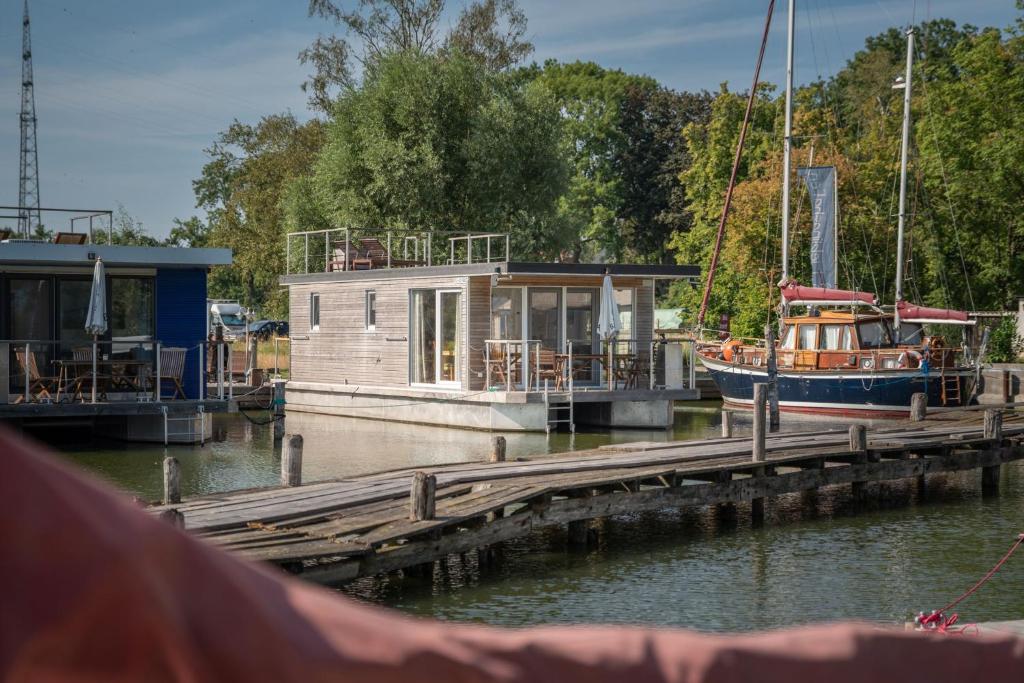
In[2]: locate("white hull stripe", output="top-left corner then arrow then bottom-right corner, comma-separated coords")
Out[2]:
698,356 -> 972,381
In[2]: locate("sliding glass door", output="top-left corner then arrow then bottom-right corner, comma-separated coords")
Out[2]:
527,288 -> 561,351
410,289 -> 460,387
566,288 -> 598,383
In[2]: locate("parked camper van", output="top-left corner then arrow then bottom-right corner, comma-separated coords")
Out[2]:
208,300 -> 248,340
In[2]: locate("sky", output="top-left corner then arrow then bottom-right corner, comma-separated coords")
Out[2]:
0,0 -> 1019,239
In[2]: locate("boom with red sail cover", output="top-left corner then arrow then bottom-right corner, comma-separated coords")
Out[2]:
779,282 -> 877,308
896,300 -> 973,325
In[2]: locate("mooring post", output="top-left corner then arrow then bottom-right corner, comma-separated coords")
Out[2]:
490,435 -> 507,463
163,456 -> 181,505
157,508 -> 184,529
751,383 -> 767,524
721,411 -> 733,438
982,409 -> 1002,495
849,424 -> 868,501
282,434 -> 303,487
410,471 -> 437,521
765,324 -> 780,432
910,392 -> 927,421
271,379 -> 286,441
752,384 -> 767,463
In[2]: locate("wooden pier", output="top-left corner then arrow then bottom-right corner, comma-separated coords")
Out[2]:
153,406 -> 1024,585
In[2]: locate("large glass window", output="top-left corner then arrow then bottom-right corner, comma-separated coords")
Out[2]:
111,278 -> 154,341
614,288 -> 633,338
410,289 -> 460,385
411,290 -> 436,384
439,291 -> 459,383
490,287 -> 523,339
59,280 -> 92,355
567,288 -> 598,383
528,288 -> 561,351
820,325 -> 842,350
10,279 -> 50,341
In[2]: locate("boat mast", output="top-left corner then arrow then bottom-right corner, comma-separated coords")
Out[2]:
894,28 -> 914,330
780,0 -> 795,311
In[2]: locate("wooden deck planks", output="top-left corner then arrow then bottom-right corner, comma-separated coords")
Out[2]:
151,410 -> 1024,577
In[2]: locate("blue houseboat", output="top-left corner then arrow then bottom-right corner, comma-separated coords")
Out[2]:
0,237 -> 232,443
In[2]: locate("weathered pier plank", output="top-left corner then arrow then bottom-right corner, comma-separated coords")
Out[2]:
150,408 -> 1024,584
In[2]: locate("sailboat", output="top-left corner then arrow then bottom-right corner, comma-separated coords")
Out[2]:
697,4 -> 978,419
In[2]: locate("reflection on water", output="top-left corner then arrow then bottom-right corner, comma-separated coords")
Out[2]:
351,464 -> 1024,631
59,403 -> 724,500
52,403 -> 1024,631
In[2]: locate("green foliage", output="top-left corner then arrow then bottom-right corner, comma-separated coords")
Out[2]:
196,115 -> 326,318
302,50 -> 569,258
110,205 -> 161,246
987,316 -> 1023,363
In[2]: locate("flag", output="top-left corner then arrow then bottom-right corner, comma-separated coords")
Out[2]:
797,166 -> 837,289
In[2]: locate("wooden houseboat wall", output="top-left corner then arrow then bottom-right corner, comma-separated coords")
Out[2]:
284,264 -> 692,432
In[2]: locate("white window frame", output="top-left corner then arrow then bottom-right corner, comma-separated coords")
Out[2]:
365,289 -> 376,331
309,292 -> 320,331
408,288 -> 462,389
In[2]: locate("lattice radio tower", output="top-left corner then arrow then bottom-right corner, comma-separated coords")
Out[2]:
18,0 -> 41,237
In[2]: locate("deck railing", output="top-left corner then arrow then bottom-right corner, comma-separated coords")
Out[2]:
4,340 -> 220,405
285,227 -> 511,275
483,338 -> 696,393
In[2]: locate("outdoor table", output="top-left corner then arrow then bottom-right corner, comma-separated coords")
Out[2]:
53,359 -> 150,402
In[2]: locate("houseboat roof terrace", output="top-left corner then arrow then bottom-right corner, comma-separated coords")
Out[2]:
284,227 -> 699,283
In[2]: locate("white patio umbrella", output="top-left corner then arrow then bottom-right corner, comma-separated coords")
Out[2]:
84,257 -> 107,403
597,273 -> 620,390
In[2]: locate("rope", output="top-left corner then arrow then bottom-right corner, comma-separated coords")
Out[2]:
916,533 -> 1024,634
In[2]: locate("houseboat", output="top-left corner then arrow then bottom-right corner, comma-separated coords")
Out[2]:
281,229 -> 700,432
0,229 -> 232,443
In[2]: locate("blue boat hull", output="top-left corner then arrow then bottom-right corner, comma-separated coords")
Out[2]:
699,356 -> 973,418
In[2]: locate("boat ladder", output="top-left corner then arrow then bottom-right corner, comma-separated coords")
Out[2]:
941,369 -> 961,406
543,380 -> 574,434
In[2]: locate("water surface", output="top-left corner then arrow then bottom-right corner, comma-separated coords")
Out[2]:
51,404 -> 1024,631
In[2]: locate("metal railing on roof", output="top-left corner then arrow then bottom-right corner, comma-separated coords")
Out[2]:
285,227 -> 511,275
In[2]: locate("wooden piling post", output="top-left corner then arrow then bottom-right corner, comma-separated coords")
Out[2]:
158,508 -> 184,528
752,384 -> 767,463
982,409 -> 1002,495
271,379 -> 286,441
282,434 -> 303,487
751,383 -> 767,524
409,471 -> 436,521
765,325 -> 780,433
849,424 -> 868,501
490,435 -> 507,463
163,456 -> 181,505
721,411 -> 733,438
910,393 -> 927,421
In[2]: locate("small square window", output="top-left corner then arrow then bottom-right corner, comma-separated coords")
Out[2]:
365,290 -> 376,330
309,292 -> 320,331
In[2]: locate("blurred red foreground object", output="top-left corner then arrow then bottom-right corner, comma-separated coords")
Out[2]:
0,426 -> 1022,682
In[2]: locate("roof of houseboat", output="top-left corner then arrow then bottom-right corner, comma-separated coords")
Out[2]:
280,261 -> 700,285
0,241 -> 232,268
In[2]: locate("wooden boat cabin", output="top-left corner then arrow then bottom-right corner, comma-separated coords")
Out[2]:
721,311 -> 961,372
281,229 -> 700,431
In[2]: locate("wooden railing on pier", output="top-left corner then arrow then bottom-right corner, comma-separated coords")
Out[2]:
153,407 -> 1024,584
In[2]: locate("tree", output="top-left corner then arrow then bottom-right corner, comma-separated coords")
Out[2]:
295,51 -> 568,258
530,61 -> 659,261
300,0 -> 532,111
110,205 -> 161,246
196,115 -> 325,317
616,86 -> 712,264
165,216 -> 210,248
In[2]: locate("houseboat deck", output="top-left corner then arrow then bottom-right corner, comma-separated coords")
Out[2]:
281,229 -> 701,432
